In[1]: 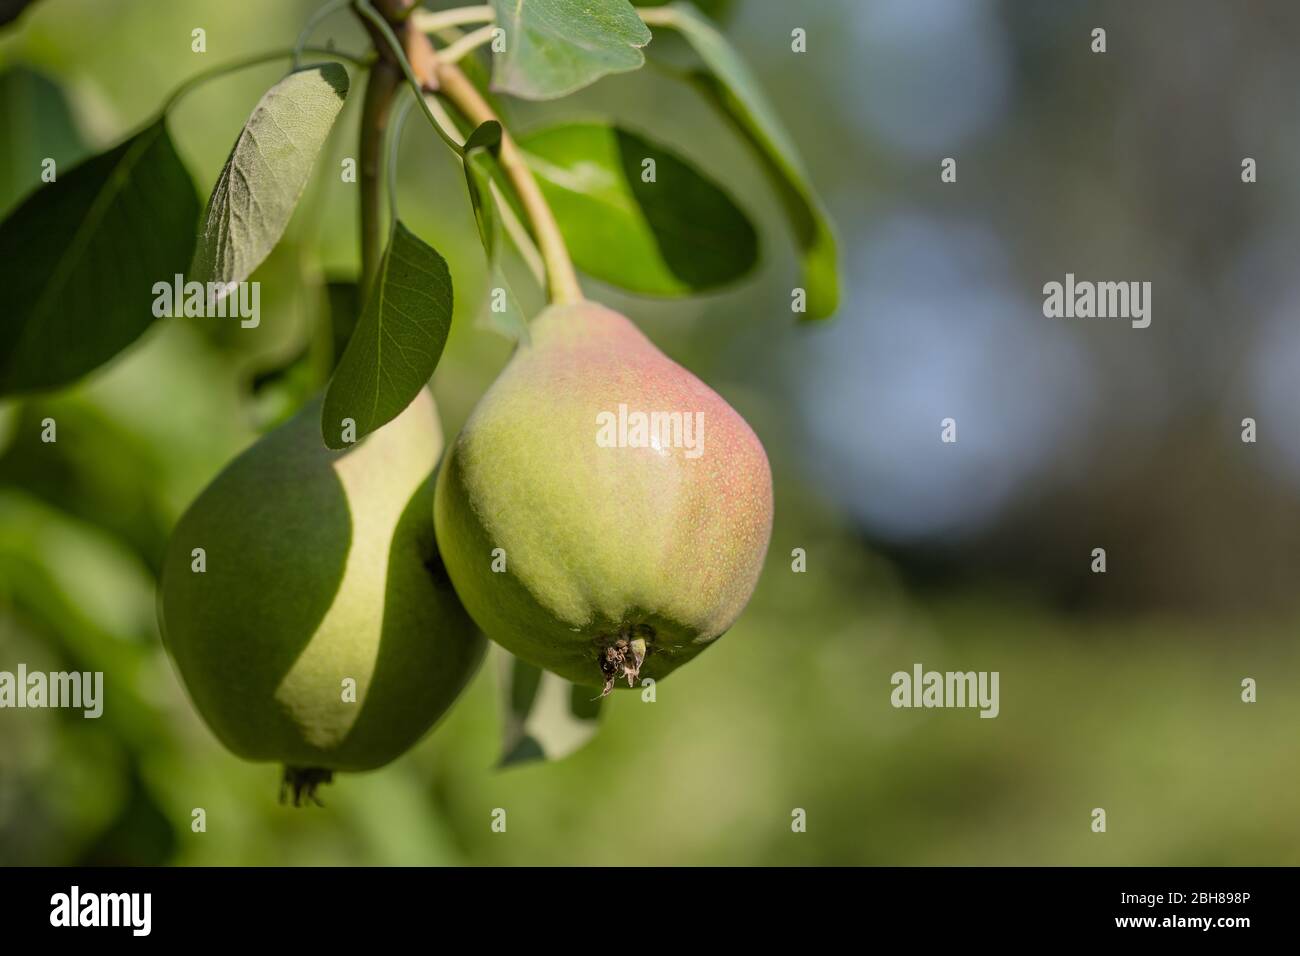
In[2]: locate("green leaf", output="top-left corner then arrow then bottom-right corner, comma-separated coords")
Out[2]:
651,2 -> 839,319
0,66 -> 87,217
519,122 -> 757,295
462,121 -> 504,253
462,120 -> 528,340
321,222 -> 452,449
190,63 -> 349,294
490,0 -> 652,100
499,652 -> 602,767
0,120 -> 198,396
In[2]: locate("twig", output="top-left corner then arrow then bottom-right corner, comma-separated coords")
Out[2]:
410,4 -> 495,33
438,23 -> 496,64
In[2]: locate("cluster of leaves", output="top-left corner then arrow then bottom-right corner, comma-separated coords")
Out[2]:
0,0 -> 838,763
0,0 -> 836,400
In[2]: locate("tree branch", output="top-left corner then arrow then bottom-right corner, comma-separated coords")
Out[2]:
358,58 -> 401,296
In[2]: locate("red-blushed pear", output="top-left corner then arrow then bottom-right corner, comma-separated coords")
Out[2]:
158,389 -> 484,805
434,302 -> 773,694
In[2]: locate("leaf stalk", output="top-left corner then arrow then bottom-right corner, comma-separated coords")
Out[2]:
160,46 -> 368,115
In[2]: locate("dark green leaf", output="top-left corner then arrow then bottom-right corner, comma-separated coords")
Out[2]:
0,66 -> 87,216
462,120 -> 528,340
190,64 -> 349,293
321,221 -> 452,449
499,653 -> 602,767
0,120 -> 198,395
520,121 -> 757,295
652,2 -> 839,319
490,0 -> 651,100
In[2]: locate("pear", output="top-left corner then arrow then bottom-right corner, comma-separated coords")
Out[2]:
159,389 -> 484,803
434,302 -> 773,694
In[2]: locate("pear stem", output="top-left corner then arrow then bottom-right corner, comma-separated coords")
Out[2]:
358,58 -> 402,295
427,54 -> 585,305
410,5 -> 495,33
437,24 -> 497,64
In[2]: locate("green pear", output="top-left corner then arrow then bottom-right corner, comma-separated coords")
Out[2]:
435,302 -> 773,694
159,389 -> 484,803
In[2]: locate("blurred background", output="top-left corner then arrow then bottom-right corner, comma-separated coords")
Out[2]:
2,0 -> 1299,865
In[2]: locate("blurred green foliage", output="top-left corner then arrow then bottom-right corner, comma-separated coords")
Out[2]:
1,0 -> 1298,866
